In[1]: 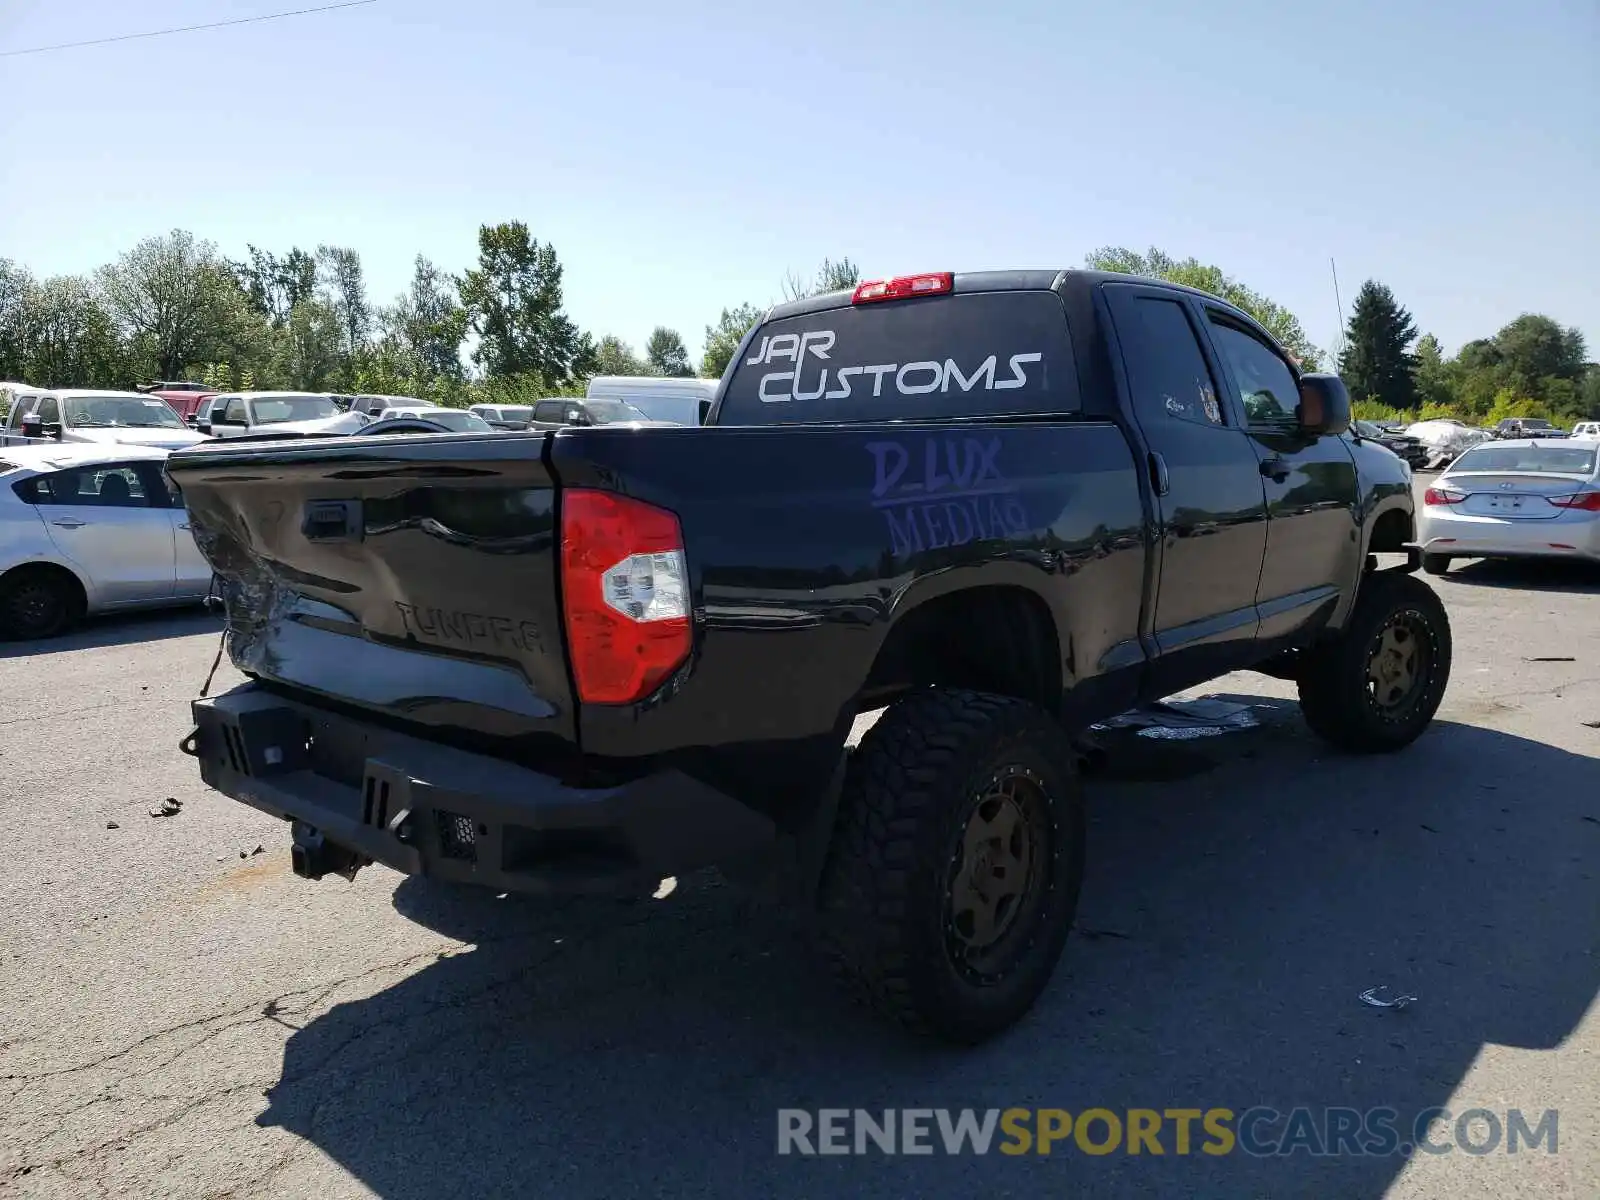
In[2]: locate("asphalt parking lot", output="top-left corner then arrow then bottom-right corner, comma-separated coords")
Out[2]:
2,475 -> 1596,1199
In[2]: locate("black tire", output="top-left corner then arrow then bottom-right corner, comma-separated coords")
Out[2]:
1297,571 -> 1452,754
1421,553 -> 1451,576
817,687 -> 1085,1044
0,565 -> 81,641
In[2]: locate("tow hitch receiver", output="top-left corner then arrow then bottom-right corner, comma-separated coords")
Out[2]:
290,820 -> 369,882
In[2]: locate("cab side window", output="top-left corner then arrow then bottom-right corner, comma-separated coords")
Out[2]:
1207,317 -> 1300,429
1120,297 -> 1227,427
223,397 -> 249,424
36,396 -> 60,423
533,401 -> 566,423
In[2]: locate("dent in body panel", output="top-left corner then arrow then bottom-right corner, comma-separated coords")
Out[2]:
171,448 -> 575,744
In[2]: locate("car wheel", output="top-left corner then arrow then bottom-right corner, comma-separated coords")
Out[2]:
817,687 -> 1085,1043
1297,571 -> 1452,754
0,565 -> 82,640
1421,553 -> 1451,576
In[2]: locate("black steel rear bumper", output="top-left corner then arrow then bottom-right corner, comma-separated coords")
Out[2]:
189,684 -> 776,895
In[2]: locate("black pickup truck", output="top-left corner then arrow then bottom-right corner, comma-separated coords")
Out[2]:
166,269 -> 1451,1043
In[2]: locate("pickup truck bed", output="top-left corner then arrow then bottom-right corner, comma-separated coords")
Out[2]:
167,268 -> 1452,1042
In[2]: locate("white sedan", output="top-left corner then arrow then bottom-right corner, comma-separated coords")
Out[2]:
0,443 -> 212,639
1417,438 -> 1600,574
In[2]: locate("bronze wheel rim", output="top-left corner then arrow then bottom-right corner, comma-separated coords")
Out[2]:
1365,609 -> 1432,720
944,767 -> 1051,983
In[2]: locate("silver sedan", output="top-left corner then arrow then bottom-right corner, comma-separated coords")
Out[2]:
1417,438 -> 1600,574
0,443 -> 213,639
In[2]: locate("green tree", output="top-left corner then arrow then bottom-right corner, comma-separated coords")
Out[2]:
1412,333 -> 1452,409
19,275 -> 129,387
457,221 -> 592,385
0,259 -> 34,382
1085,245 -> 1322,368
278,299 -> 343,390
701,302 -> 765,379
645,326 -> 693,376
233,245 -> 317,328
97,230 -> 241,380
383,255 -> 468,382
783,256 -> 862,302
315,245 -> 370,361
593,335 -> 648,377
1338,281 -> 1419,410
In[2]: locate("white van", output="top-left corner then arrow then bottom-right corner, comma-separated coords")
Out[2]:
585,376 -> 716,425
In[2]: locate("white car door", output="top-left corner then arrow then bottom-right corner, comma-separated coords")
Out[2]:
28,462 -> 177,604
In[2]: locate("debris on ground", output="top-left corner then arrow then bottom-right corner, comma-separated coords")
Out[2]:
1359,986 -> 1417,1011
1092,697 -> 1262,740
1523,656 -> 1576,663
105,821 -> 119,830
251,844 -> 265,856
148,798 -> 182,818
1582,720 -> 1600,729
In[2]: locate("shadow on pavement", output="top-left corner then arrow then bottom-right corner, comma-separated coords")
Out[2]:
1437,558 -> 1600,595
257,700 -> 1598,1198
0,605 -> 218,657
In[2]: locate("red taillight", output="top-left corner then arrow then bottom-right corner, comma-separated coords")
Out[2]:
851,272 -> 954,304
1423,487 -> 1465,506
1547,491 -> 1600,511
560,489 -> 691,705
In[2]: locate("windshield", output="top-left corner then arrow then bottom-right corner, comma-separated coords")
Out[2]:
250,395 -> 340,425
63,395 -> 186,429
1451,445 -> 1596,475
585,400 -> 652,423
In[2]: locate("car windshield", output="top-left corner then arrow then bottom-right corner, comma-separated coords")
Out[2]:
586,400 -> 652,423
63,396 -> 185,429
250,396 -> 340,424
1450,445 -> 1597,475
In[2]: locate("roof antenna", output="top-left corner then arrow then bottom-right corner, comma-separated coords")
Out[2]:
1330,257 -> 1346,366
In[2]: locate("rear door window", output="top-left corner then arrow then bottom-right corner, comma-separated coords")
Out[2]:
718,290 -> 1079,426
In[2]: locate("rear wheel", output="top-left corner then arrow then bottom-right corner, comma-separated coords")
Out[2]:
817,687 -> 1085,1043
1298,571 -> 1451,753
1421,553 -> 1451,576
0,565 -> 82,641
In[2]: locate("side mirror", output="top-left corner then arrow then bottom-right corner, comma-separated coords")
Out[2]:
196,419 -> 212,434
1297,374 -> 1351,437
19,413 -> 42,438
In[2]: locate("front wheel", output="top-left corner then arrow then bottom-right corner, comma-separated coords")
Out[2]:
817,688 -> 1085,1044
1297,571 -> 1452,753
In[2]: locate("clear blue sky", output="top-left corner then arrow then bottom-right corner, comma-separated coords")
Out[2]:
3,0 -> 1596,366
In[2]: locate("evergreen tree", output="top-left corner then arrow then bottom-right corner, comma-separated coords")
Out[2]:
1339,281 -> 1419,409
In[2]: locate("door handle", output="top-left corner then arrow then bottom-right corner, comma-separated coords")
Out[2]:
1148,451 -> 1171,497
51,517 -> 86,528
178,522 -> 191,531
1259,456 -> 1290,483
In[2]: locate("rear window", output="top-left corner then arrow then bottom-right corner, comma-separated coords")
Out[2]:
717,290 -> 1078,426
1451,445 -> 1596,475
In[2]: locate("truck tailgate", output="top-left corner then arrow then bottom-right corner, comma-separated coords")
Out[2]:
164,432 -> 577,752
